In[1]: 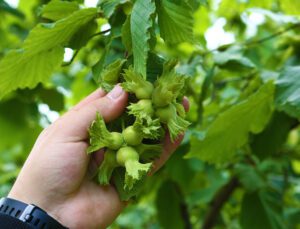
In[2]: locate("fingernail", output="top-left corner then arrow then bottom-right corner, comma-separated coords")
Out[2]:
107,85 -> 124,100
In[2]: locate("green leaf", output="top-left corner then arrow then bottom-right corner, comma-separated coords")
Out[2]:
38,87 -> 64,111
68,20 -> 98,49
250,112 -> 297,159
22,8 -> 97,56
100,0 -> 128,18
121,15 -> 132,52
0,8 -> 98,98
146,52 -> 164,83
234,164 -> 266,193
40,0 -> 80,21
240,191 -> 285,229
156,0 -> 194,44
131,0 -> 155,77
0,48 -> 64,99
156,180 -> 186,229
275,66 -> 300,118
214,48 -> 256,71
187,82 -> 274,163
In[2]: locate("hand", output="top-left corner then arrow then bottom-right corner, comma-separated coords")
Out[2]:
9,85 -> 189,229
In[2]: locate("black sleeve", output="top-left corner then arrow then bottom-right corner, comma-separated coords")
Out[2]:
0,213 -> 34,229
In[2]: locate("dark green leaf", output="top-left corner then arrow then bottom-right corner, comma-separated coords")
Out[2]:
250,111 -> 297,159
68,20 -> 98,49
234,164 -> 266,192
156,180 -> 186,229
240,191 -> 285,229
275,66 -> 300,118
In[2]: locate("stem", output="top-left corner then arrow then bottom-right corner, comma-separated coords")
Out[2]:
174,184 -> 192,229
214,70 -> 257,88
89,29 -> 111,39
203,22 -> 300,56
61,29 -> 111,67
201,177 -> 239,229
61,49 -> 79,67
245,22 -> 300,46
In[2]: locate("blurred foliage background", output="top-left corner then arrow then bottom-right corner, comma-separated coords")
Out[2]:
1,0 -> 300,228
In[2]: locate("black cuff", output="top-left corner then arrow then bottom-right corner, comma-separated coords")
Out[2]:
0,197 -> 68,229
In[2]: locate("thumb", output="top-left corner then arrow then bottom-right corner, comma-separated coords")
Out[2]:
55,85 -> 128,141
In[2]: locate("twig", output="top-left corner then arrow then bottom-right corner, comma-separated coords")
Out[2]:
174,184 -> 192,229
61,29 -> 111,67
61,49 -> 79,67
203,22 -> 300,56
89,29 -> 111,39
214,70 -> 257,88
245,22 -> 300,46
202,177 -> 240,229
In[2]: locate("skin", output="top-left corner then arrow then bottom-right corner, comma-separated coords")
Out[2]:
8,85 -> 189,229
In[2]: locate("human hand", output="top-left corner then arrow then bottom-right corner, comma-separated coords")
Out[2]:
8,85 -> 189,229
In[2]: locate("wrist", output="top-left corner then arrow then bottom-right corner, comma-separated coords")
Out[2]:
0,197 -> 68,228
8,188 -> 63,226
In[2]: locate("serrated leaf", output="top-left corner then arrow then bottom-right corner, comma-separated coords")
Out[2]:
23,8 -> 97,55
240,191 -> 285,229
131,0 -> 155,77
40,0 -> 80,21
100,0 -> 128,18
187,82 -> 274,163
0,48 -> 64,99
156,0 -> 194,44
0,8 -> 98,98
275,66 -> 300,118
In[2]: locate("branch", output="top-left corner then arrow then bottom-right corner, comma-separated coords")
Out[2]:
214,70 -> 257,88
245,22 -> 300,46
61,29 -> 111,67
202,22 -> 300,56
201,177 -> 240,229
61,49 -> 79,67
89,29 -> 111,39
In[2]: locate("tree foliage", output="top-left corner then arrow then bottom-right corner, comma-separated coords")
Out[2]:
1,0 -> 300,228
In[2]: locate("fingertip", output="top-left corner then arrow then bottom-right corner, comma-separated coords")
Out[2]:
98,85 -> 128,122
182,97 -> 190,112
